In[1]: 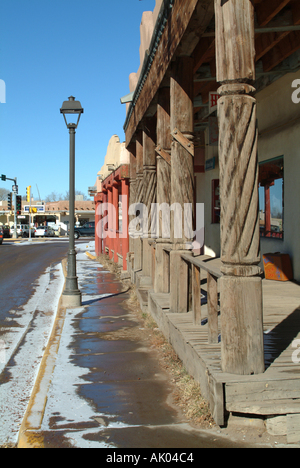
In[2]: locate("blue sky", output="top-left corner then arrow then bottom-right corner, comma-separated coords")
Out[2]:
0,0 -> 155,200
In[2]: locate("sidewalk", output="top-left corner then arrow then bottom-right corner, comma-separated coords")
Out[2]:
17,243 -> 281,449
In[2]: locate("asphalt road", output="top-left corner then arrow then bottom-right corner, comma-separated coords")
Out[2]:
0,239 -> 70,445
0,240 -> 69,324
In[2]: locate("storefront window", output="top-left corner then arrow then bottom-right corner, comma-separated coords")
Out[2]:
258,156 -> 284,239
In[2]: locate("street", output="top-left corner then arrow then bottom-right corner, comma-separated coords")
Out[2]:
0,239 -> 69,445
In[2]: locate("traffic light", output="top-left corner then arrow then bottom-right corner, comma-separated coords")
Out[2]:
16,195 -> 22,215
26,186 -> 31,203
1,174 -> 6,181
7,192 -> 12,211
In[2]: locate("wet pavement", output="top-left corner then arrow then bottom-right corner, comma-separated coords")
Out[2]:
17,244 -> 264,449
0,242 -> 68,445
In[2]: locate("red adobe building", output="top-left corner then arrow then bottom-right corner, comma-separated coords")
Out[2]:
94,164 -> 130,271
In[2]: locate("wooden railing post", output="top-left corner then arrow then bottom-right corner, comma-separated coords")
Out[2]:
207,273 -> 218,344
192,264 -> 201,326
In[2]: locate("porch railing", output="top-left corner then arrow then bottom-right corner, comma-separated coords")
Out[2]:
181,253 -> 222,345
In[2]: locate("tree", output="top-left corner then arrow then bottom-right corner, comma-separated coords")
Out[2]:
0,187 -> 10,201
63,190 -> 89,201
45,191 -> 63,202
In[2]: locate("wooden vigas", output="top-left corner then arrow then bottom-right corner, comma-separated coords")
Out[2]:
215,0 -> 265,375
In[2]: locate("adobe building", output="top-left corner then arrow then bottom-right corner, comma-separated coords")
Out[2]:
92,135 -> 130,270
0,198 -> 95,235
118,0 -> 300,439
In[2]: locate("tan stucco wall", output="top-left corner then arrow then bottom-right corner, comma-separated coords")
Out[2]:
129,0 -> 164,94
96,135 -> 130,190
257,70 -> 300,281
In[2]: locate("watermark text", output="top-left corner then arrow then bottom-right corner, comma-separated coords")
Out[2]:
0,79 -> 6,103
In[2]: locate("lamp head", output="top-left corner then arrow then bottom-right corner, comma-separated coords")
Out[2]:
60,96 -> 84,129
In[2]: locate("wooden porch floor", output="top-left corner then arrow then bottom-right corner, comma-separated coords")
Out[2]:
164,274 -> 300,427
147,257 -> 300,438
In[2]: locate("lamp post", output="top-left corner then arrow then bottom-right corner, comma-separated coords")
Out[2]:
60,96 -> 84,307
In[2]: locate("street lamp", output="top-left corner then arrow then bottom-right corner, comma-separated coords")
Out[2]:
60,96 -> 84,307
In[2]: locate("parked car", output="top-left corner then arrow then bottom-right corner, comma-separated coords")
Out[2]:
16,224 -> 31,237
73,221 -> 95,239
2,225 -> 11,238
35,225 -> 55,238
19,225 -> 35,238
0,226 -> 3,245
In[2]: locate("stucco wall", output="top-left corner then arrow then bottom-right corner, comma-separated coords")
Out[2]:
129,0 -> 164,94
257,70 -> 300,281
96,135 -> 130,190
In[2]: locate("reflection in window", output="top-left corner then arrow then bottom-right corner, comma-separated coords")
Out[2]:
259,156 -> 284,239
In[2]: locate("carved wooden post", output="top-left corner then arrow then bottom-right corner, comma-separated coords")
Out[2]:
142,117 -> 157,277
155,86 -> 172,294
215,0 -> 265,375
170,57 -> 194,314
134,132 -> 144,273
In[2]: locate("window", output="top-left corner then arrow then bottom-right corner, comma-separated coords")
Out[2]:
258,156 -> 284,239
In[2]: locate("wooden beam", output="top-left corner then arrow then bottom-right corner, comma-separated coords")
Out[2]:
255,31 -> 290,61
171,128 -> 194,157
193,37 -> 215,74
256,0 -> 292,27
155,146 -> 171,165
125,0 -> 214,147
262,30 -> 300,71
292,1 -> 300,25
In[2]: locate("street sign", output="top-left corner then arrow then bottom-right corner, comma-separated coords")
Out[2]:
24,205 -> 45,213
12,185 -> 18,193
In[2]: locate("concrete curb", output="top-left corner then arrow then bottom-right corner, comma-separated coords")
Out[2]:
17,259 -> 68,449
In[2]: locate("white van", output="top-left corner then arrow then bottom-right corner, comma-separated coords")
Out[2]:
16,224 -> 35,238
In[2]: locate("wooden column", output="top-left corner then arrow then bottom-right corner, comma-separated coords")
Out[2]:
215,0 -> 264,375
155,86 -> 172,294
142,117 -> 157,277
170,56 -> 194,248
170,56 -> 194,314
134,132 -> 143,273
